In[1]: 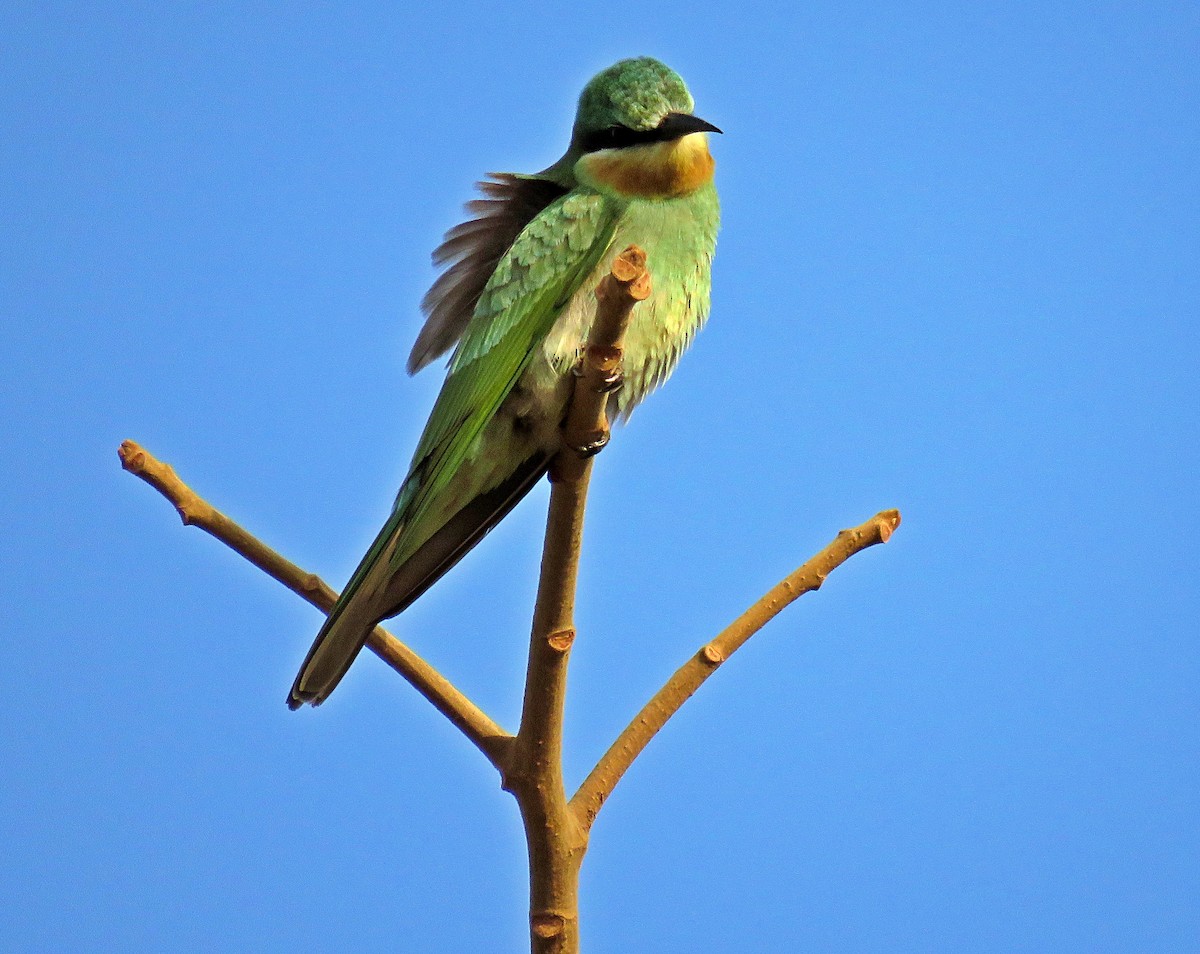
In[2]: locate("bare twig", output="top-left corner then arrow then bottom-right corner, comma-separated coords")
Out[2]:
117,440 -> 513,767
570,509 -> 902,829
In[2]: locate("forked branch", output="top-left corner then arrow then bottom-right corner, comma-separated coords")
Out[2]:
119,245 -> 900,954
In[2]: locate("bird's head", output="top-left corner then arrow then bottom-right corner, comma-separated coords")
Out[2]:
569,58 -> 721,200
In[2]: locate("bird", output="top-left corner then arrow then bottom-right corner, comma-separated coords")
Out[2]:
288,57 -> 720,708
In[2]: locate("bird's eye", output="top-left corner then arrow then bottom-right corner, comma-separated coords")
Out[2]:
581,124 -> 644,153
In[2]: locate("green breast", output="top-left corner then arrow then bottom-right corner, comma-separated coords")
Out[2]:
606,182 -> 719,417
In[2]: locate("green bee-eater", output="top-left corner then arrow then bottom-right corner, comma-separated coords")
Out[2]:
289,57 -> 720,708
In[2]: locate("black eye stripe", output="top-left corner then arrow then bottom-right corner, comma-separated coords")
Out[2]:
579,123 -> 677,153
578,112 -> 720,155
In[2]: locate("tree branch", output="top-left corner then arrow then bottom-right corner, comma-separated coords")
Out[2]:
117,439 -> 513,767
502,246 -> 650,954
570,508 -> 901,829
119,243 -> 901,954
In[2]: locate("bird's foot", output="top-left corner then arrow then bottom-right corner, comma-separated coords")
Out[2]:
569,428 -> 610,457
573,357 -> 623,394
596,367 -> 624,393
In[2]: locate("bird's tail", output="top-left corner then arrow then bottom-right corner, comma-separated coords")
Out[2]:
287,450 -> 552,709
287,588 -> 384,709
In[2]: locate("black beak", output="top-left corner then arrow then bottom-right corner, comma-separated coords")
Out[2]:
579,112 -> 723,153
658,112 -> 723,138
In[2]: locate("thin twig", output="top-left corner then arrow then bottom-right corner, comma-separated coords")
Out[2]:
117,439 -> 513,767
570,508 -> 902,829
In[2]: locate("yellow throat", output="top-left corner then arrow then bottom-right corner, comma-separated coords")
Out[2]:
576,133 -> 715,200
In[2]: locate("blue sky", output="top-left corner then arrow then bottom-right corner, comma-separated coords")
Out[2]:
3,2 -> 1198,951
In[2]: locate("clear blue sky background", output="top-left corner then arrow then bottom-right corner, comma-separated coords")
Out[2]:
3,2 -> 1197,951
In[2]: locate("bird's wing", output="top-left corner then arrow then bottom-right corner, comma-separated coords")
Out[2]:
289,190 -> 619,707
408,173 -> 570,374
395,188 -> 621,560
358,187 -> 619,599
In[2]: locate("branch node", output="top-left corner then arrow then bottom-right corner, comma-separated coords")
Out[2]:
877,508 -> 902,541
546,629 -> 576,653
585,345 -> 622,376
176,496 -> 203,526
607,245 -> 646,283
628,270 -> 652,300
118,439 -> 144,472
700,644 -> 725,666
531,913 -> 567,938
300,573 -> 324,595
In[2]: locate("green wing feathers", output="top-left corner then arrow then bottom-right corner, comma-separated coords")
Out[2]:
288,190 -> 619,708
393,191 -> 619,561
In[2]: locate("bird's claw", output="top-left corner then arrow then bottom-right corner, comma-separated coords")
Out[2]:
572,361 -> 623,394
597,368 -> 624,393
570,429 -> 610,457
